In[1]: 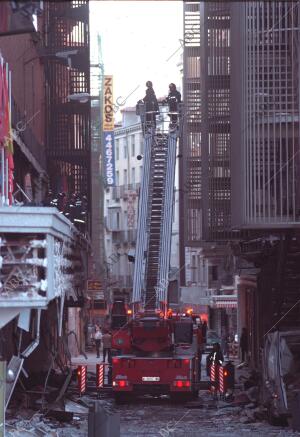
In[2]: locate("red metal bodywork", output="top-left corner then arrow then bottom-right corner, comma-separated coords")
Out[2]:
111,314 -> 200,396
112,355 -> 197,394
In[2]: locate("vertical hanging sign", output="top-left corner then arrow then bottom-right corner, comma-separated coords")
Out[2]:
103,75 -> 115,186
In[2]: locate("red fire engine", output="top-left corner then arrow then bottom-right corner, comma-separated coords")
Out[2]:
111,104 -> 202,403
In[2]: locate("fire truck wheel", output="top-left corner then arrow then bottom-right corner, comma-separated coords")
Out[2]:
114,393 -> 129,404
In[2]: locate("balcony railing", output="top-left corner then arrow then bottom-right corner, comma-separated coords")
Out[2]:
112,229 -> 137,244
111,183 -> 141,200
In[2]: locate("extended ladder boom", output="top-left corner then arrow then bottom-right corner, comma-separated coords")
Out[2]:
132,104 -> 182,315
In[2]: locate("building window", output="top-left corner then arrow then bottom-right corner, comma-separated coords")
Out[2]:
115,139 -> 119,160
123,169 -> 128,185
209,265 -> 218,282
131,135 -> 135,156
140,134 -> 144,155
197,255 -> 201,283
124,140 -> 128,159
108,208 -> 121,230
131,167 -> 135,184
116,170 -> 119,186
191,254 -> 197,283
139,166 -> 143,182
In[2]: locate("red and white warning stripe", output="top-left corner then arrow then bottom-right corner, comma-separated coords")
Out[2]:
96,364 -> 105,388
210,364 -> 216,392
77,365 -> 87,394
219,366 -> 224,393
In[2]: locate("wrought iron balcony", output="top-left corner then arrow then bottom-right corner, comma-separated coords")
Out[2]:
111,229 -> 137,244
111,183 -> 141,200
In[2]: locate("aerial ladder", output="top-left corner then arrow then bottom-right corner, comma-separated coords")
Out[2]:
132,106 -> 178,315
111,103 -> 201,402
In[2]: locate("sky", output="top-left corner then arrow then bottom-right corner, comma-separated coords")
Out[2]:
90,1 -> 183,120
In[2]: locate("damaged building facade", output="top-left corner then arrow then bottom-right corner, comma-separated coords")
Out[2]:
0,0 -> 91,409
181,1 -> 238,339
182,1 -> 300,367
231,1 -> 300,366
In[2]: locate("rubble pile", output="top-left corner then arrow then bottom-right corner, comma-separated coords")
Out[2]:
6,408 -> 88,437
6,379 -> 90,437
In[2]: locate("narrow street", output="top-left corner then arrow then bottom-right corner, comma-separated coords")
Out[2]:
7,394 -> 300,437
6,354 -> 300,436
1,1 -> 300,436
116,397 -> 297,437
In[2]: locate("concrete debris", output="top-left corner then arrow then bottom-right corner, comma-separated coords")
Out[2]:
253,406 -> 268,421
65,399 -> 89,414
239,415 -> 253,424
244,402 -> 256,409
185,400 -> 204,409
218,406 -> 242,415
213,408 -> 232,417
246,386 -> 259,402
45,410 -> 74,423
243,409 -> 257,423
232,391 -> 251,405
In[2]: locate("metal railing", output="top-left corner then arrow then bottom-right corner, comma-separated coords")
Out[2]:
132,133 -> 153,304
111,229 -> 137,244
157,132 -> 178,306
111,183 -> 141,200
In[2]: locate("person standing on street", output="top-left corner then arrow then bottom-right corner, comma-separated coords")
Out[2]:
240,327 -> 248,363
221,331 -> 229,359
201,320 -> 208,343
94,324 -> 102,359
102,330 -> 112,363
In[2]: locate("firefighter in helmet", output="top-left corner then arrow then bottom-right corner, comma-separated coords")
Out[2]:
137,81 -> 159,133
163,83 -> 182,129
206,342 -> 224,376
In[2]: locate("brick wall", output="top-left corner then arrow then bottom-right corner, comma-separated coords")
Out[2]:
0,31 -> 46,159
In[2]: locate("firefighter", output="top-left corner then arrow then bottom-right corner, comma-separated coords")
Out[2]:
102,330 -> 112,363
206,342 -> 224,376
163,83 -> 182,129
137,81 -> 159,133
